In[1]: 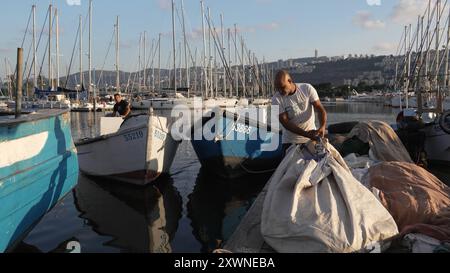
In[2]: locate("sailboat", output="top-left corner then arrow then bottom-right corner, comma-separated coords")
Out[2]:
392,0 -> 450,166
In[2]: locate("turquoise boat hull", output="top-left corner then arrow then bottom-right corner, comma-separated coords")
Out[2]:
0,110 -> 79,252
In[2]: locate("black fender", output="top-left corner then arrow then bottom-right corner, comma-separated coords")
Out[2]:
439,111 -> 450,134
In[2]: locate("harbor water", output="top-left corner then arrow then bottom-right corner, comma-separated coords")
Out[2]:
11,102 -> 449,253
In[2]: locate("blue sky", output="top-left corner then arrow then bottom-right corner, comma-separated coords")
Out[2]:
0,0 -> 431,77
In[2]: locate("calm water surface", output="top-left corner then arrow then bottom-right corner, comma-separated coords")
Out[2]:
11,102 -> 414,253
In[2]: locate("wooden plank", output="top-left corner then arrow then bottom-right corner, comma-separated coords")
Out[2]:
223,179 -> 276,253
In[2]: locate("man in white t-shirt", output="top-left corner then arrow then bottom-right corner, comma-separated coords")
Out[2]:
271,70 -> 328,153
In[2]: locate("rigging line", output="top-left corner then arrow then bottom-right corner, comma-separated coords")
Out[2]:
125,43 -> 143,94
399,1 -> 438,78
96,29 -> 116,88
16,7 -> 46,84
409,1 -> 447,86
204,12 -> 235,91
21,7 -> 33,49
36,10 -> 57,88
28,8 -> 49,85
63,20 -> 81,88
145,38 -> 159,77
400,2 -> 438,84
242,42 -> 263,91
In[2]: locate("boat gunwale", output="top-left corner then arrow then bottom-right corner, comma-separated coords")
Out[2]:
192,109 -> 281,135
0,109 -> 70,127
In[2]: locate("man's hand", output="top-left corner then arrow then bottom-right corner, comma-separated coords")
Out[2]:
305,130 -> 320,141
316,126 -> 326,138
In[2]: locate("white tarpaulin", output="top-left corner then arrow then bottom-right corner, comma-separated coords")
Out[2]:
261,141 -> 399,253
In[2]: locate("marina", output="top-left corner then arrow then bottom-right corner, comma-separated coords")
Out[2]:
3,102 -> 448,253
1,0 -> 450,256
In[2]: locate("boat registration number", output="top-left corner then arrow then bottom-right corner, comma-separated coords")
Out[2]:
232,123 -> 252,135
124,130 -> 144,142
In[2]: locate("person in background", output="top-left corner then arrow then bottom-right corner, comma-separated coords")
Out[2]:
271,70 -> 328,154
112,93 -> 131,118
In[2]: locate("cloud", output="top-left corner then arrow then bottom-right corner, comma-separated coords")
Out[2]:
0,48 -> 12,53
353,11 -> 386,29
390,0 -> 429,24
373,42 -> 396,52
259,22 -> 280,31
157,0 -> 171,10
66,0 -> 81,6
367,0 -> 381,6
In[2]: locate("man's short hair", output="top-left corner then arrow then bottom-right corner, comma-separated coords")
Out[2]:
114,93 -> 122,98
274,70 -> 291,91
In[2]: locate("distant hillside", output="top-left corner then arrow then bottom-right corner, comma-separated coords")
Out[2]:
290,56 -> 393,86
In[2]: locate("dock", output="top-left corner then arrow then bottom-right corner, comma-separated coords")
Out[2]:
223,179 -> 275,253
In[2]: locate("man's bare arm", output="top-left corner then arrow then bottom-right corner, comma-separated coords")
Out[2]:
279,112 -> 318,140
312,101 -> 327,137
123,106 -> 131,117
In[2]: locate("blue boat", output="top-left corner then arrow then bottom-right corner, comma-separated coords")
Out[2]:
191,110 -> 284,179
0,109 -> 79,252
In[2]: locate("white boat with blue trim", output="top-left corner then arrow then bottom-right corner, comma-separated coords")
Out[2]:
76,111 -> 180,185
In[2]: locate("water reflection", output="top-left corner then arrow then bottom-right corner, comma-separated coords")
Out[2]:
187,169 -> 271,253
70,112 -> 104,141
323,102 -> 398,125
74,175 -> 182,253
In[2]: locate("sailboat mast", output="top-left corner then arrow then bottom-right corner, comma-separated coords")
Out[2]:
179,42 -> 182,87
48,4 -> 53,90
143,31 -> 147,90
436,0 -> 442,112
5,58 -> 11,99
181,0 -> 189,96
32,5 -> 37,89
208,7 -> 213,98
201,1 -> 208,98
158,33 -> 161,92
221,14 -> 226,97
79,15 -> 83,92
234,24 -> 238,98
88,0 -> 92,100
241,36 -> 246,97
172,0 -> 177,94
56,8 -> 60,88
445,7 -> 450,90
151,39 -> 155,92
227,28 -> 231,98
214,26 -> 218,97
407,24 -> 411,109
426,0 -> 431,77
138,33 -> 142,93
116,16 -> 120,92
